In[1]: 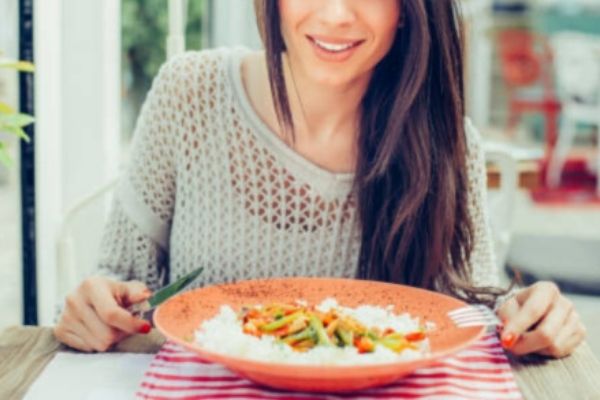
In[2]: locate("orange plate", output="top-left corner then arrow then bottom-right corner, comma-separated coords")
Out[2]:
153,277 -> 484,393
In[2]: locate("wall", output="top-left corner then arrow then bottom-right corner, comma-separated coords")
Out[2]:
210,0 -> 262,49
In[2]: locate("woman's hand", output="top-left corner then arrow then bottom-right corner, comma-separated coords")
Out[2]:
496,281 -> 586,358
54,277 -> 153,352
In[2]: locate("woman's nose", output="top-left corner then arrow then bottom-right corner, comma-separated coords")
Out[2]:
316,0 -> 357,27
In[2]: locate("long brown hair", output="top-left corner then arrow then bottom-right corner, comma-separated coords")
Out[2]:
254,0 -> 507,306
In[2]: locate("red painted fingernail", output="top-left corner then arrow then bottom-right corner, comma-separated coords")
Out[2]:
501,332 -> 518,349
138,323 -> 151,334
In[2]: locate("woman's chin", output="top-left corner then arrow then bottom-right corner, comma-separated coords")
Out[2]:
306,69 -> 361,89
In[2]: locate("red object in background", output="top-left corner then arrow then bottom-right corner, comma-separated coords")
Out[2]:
497,30 -> 562,159
532,158 -> 600,205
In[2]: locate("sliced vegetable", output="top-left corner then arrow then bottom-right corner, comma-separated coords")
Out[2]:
379,336 -> 410,352
354,336 -> 375,353
405,331 -> 426,342
335,328 -> 354,347
261,311 -> 302,332
309,315 -> 332,346
325,319 -> 339,337
287,315 -> 309,334
283,326 -> 316,345
237,302 -> 427,354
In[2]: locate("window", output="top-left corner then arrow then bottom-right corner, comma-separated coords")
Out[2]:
121,0 -> 209,143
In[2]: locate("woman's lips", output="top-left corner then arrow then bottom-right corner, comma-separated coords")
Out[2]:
306,35 -> 365,63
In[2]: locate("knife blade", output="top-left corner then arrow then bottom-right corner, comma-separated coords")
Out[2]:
128,266 -> 203,317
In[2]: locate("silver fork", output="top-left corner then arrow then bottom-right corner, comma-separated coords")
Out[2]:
448,304 -> 502,328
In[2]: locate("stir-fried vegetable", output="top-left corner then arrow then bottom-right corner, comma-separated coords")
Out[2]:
238,302 -> 427,354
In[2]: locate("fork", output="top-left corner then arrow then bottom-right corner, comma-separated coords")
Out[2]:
448,304 -> 502,328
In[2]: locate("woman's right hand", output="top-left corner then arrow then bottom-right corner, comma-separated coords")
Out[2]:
53,276 -> 153,352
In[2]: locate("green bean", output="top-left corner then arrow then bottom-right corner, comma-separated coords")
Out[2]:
309,315 -> 332,346
335,328 -> 354,347
367,330 -> 380,341
260,311 -> 302,332
283,326 -> 316,345
378,336 -> 409,353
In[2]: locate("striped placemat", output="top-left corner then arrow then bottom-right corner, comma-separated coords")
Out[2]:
136,333 -> 522,399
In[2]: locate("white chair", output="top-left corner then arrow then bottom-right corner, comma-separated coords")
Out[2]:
546,31 -> 600,195
484,143 -> 519,271
56,178 -> 119,299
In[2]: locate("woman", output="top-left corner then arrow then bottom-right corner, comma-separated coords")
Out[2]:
55,0 -> 585,358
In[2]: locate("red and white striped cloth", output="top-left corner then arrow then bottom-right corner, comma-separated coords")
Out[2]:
136,333 -> 522,400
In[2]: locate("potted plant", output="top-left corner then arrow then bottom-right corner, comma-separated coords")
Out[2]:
0,53 -> 34,169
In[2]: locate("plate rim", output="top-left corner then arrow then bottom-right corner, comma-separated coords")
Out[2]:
154,276 -> 487,376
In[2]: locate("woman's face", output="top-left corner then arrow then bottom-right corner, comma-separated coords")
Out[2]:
279,0 -> 401,88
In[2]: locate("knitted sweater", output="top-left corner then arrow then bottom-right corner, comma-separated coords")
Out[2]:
96,47 -> 499,293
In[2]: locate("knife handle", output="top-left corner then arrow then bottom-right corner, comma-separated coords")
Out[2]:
127,300 -> 152,319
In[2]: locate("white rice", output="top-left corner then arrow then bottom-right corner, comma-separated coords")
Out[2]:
194,298 -> 430,365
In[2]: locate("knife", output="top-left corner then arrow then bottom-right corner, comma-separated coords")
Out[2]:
128,267 -> 204,317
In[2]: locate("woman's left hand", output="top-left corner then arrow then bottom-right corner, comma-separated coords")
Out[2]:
496,281 -> 586,358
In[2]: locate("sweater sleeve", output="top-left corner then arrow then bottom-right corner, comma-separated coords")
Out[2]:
93,52 -> 199,289
464,118 -> 501,289
96,201 -> 168,291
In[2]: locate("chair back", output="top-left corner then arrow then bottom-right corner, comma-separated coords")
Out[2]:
56,179 -> 119,300
551,32 -> 600,104
484,144 -> 519,271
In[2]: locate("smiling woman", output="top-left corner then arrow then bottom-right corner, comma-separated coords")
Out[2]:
256,0 -> 495,303
280,0 -> 399,81
53,0 -> 585,360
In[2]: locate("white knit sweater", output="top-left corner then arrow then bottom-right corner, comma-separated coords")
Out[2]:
96,47 -> 499,293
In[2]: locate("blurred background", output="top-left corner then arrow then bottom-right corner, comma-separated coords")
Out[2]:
0,0 -> 598,355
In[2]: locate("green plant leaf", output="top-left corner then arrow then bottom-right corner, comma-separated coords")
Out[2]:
0,60 -> 35,72
0,142 -> 13,167
0,113 -> 35,128
0,102 -> 15,114
2,126 -> 30,142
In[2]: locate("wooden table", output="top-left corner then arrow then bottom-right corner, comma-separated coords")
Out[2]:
1,326 -> 600,399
